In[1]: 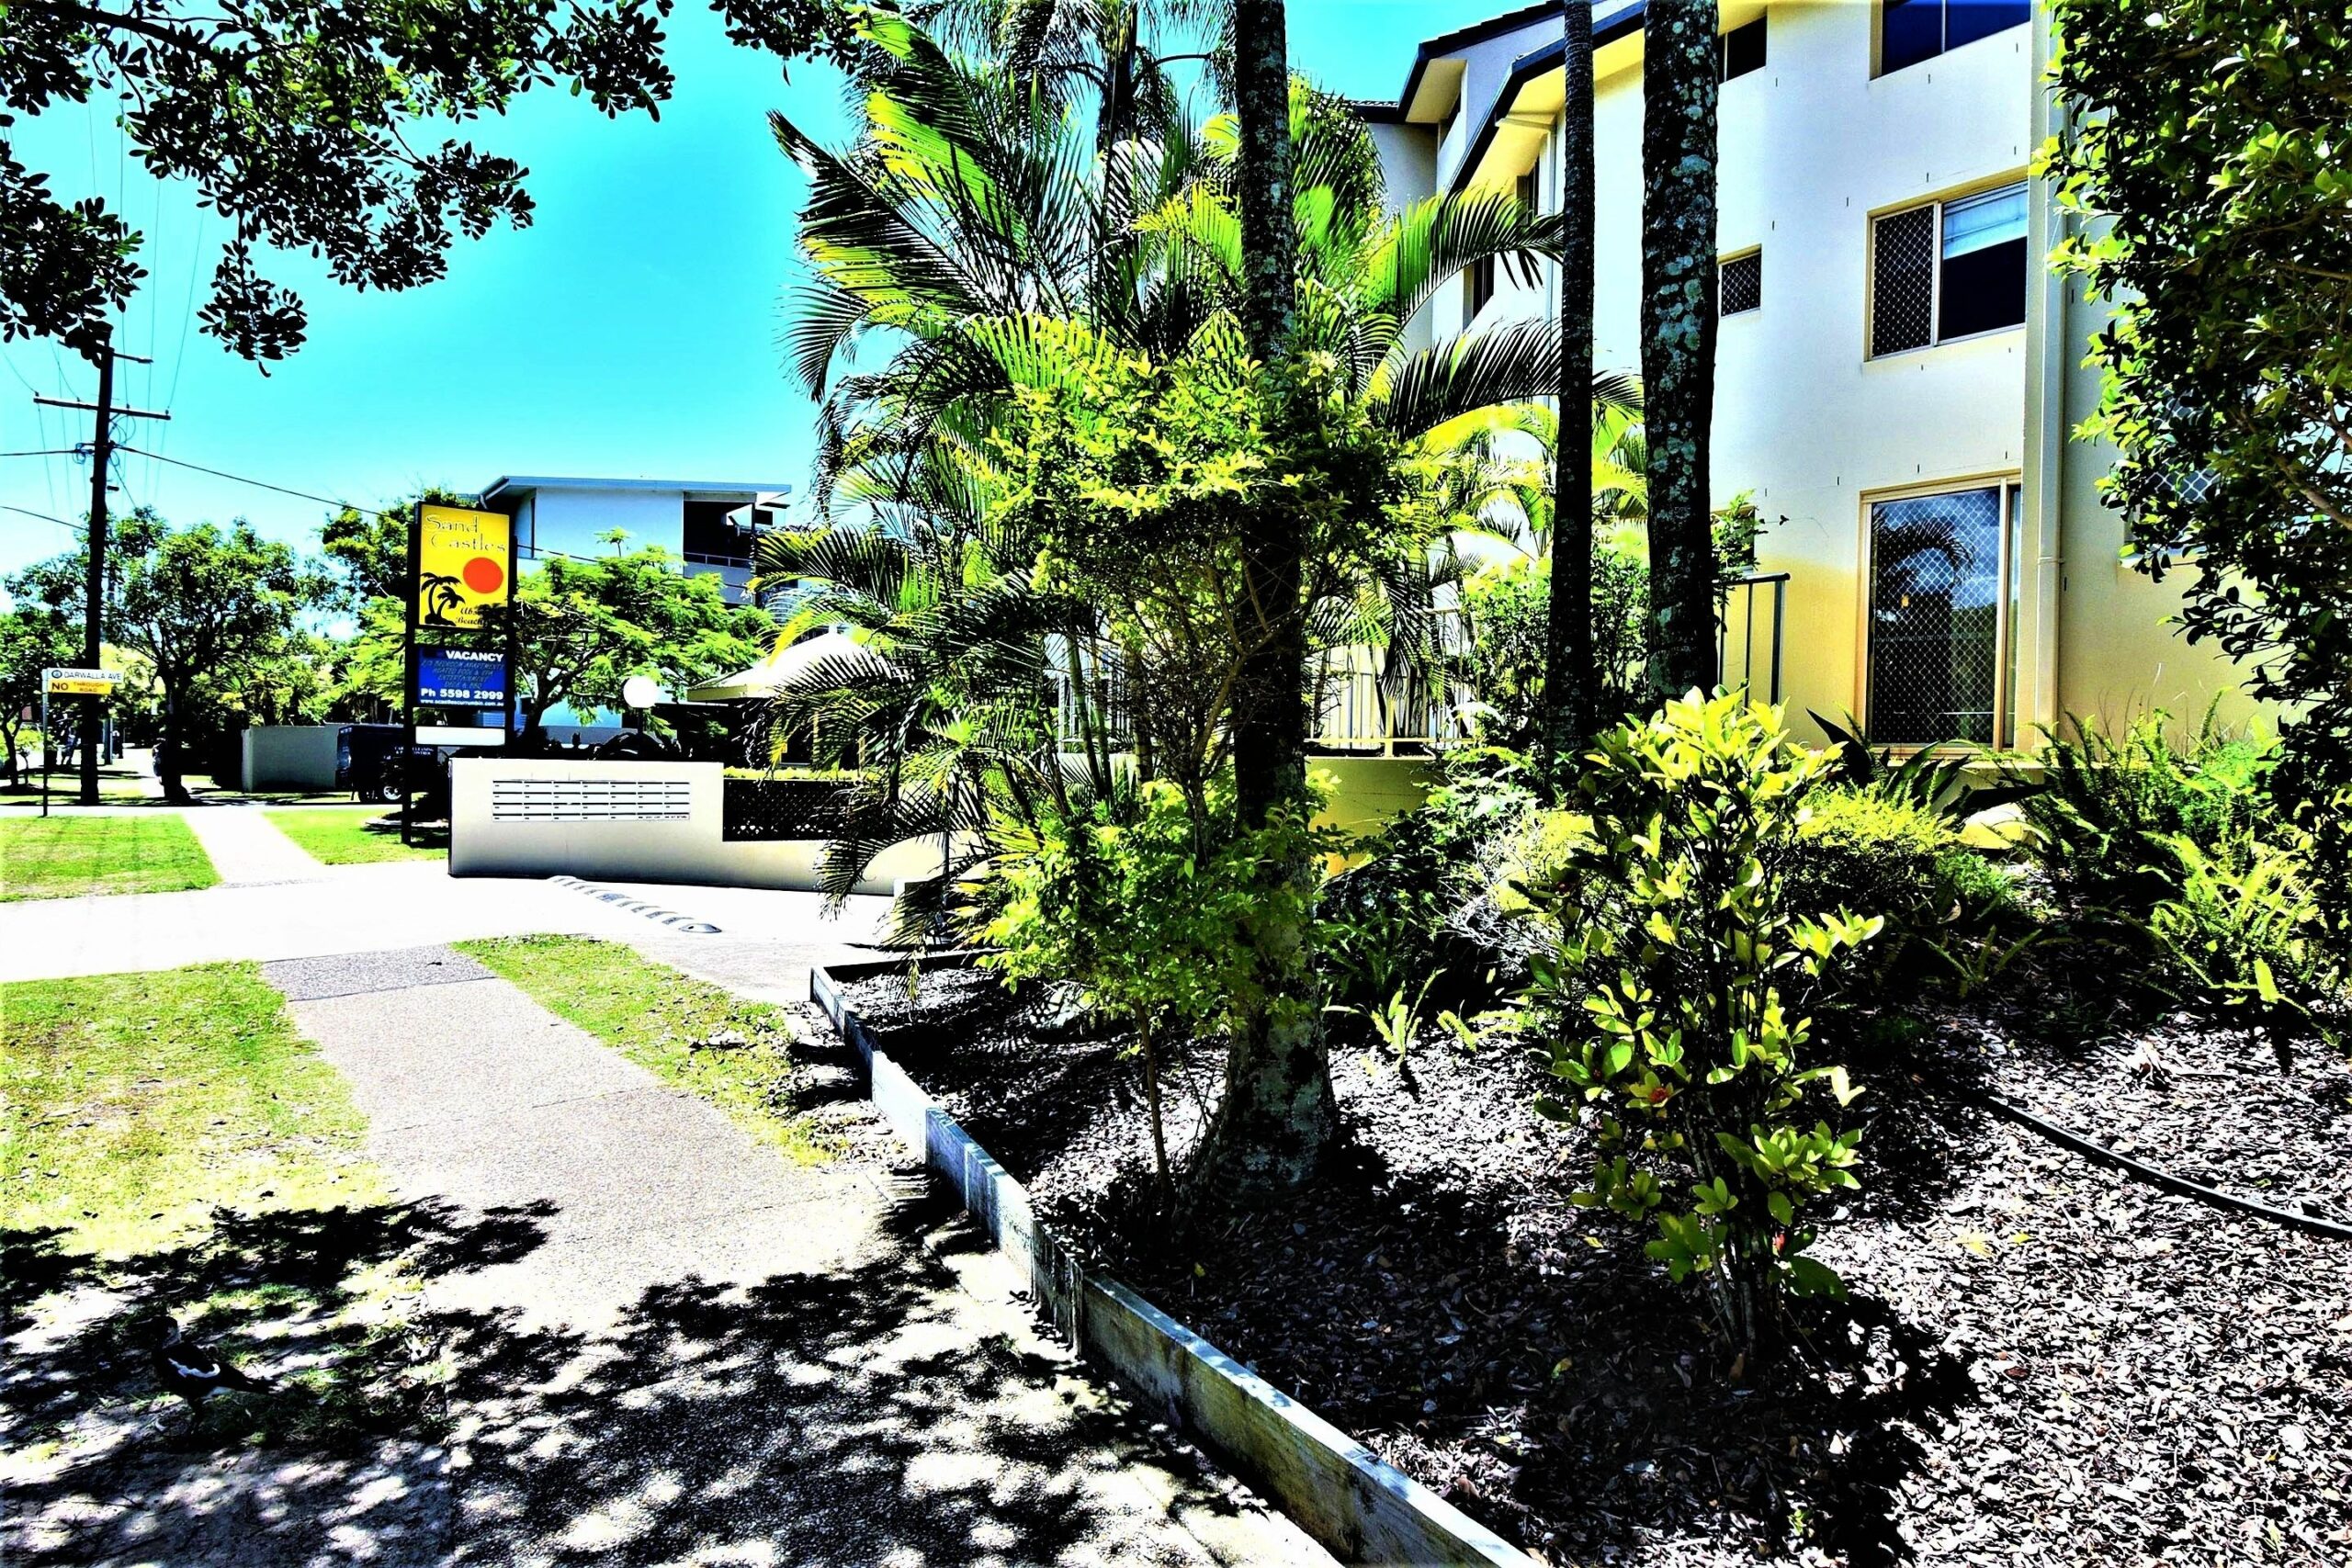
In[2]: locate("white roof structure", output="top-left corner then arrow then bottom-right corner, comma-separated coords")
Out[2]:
687,629 -> 871,702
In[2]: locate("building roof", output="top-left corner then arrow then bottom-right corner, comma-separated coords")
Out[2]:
480,476 -> 796,502
1362,0 -> 1647,127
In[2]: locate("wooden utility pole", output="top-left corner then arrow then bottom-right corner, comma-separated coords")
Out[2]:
34,337 -> 164,806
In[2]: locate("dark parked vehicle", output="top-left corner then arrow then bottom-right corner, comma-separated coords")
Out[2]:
335,725 -> 453,805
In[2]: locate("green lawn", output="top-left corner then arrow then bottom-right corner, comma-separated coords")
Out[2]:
2,964 -> 384,1258
459,935 -> 830,1162
2,964 -> 443,1443
265,806 -> 446,863
1,762 -> 155,808
0,814 -> 219,900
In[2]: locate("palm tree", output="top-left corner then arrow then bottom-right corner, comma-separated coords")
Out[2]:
1640,0 -> 1722,698
1545,0 -> 1598,775
1430,378 -> 1645,557
771,11 -> 1568,1192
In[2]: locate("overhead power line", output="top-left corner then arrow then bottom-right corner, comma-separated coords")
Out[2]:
111,445 -> 382,515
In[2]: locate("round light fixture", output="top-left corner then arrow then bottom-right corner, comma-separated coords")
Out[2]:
621,675 -> 662,710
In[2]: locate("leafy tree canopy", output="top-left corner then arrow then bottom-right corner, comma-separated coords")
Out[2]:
2,0 -> 861,360
2046,0 -> 2352,785
0,603 -> 82,782
319,490 -> 469,610
8,510 -> 333,796
468,547 -> 773,733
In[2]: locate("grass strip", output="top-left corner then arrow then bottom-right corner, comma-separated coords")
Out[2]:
458,934 -> 829,1163
0,814 -> 218,901
264,807 -> 446,864
3,963 -> 444,1446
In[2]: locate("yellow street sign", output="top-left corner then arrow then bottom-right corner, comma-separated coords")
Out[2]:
45,667 -> 124,697
415,503 -> 514,630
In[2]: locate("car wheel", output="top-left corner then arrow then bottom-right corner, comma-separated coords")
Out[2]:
373,780 -> 404,805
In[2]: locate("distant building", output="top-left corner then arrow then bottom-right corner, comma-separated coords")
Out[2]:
479,476 -> 794,608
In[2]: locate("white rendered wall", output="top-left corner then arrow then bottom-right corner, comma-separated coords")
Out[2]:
1582,5 -> 2036,729
520,486 -> 686,564
239,726 -> 342,792
447,759 -> 943,896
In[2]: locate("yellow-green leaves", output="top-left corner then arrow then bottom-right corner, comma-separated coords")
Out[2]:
1521,692 -> 1873,1350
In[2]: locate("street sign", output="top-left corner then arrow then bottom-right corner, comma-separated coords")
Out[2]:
416,646 -> 508,708
44,667 -> 124,697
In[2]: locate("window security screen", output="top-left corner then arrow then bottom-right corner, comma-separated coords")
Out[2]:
1871,206 -> 1937,355
1868,486 -> 2005,745
1720,251 -> 1762,315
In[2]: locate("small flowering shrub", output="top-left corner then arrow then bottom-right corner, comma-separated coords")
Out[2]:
1521,692 -> 1880,1353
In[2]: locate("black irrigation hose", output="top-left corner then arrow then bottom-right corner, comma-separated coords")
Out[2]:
1950,1087 -> 2352,1243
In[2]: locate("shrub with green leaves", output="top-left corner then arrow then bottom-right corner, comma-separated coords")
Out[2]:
1521,692 -> 1879,1353
980,777 -> 1330,1196
1783,786 -> 2015,973
2015,709 -> 2275,919
1318,750 -> 1543,1010
2146,829 -> 2340,1057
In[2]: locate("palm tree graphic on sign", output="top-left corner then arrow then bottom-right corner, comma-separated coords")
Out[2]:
420,570 -> 468,625
420,554 -> 503,625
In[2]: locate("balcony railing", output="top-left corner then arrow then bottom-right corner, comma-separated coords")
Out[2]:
1718,571 -> 1790,705
1048,573 -> 1792,752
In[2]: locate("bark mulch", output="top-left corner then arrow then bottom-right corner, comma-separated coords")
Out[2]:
837,965 -> 2352,1567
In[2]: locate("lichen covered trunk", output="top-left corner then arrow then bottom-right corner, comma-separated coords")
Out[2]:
1639,0 -> 1722,701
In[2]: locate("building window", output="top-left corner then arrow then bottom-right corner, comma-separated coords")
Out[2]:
1870,181 -> 2027,355
1514,168 -> 1538,213
1720,249 -> 1762,315
1867,481 -> 2023,745
1466,253 -> 1496,318
1881,0 -> 2029,74
1721,17 -> 1767,81
683,499 -> 769,568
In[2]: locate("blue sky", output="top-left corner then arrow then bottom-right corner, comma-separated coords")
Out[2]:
1,1 -> 1505,583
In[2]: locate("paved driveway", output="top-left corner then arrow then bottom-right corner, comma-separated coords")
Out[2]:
0,858 -> 894,983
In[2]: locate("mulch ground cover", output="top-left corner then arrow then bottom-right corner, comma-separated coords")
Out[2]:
838,964 -> 2352,1567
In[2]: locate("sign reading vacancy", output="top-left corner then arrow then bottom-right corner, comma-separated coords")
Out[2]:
416,646 -> 508,708
414,503 -> 514,629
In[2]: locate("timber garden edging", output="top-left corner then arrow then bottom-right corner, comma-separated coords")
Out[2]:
808,957 -> 1534,1568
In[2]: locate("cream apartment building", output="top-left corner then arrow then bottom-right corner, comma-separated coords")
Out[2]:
1358,0 -> 2256,748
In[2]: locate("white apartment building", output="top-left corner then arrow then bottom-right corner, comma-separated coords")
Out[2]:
480,476 -> 794,608
1358,0 -> 2254,748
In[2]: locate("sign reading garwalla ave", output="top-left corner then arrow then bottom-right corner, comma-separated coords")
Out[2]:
44,667 -> 126,697
414,503 -> 514,630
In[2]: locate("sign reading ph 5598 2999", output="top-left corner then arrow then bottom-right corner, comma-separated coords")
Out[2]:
414,503 -> 513,630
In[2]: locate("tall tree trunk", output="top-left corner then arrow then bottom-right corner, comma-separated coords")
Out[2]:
1640,0 -> 1721,700
157,680 -> 190,803
1541,0 -> 1598,781
1194,0 -> 1336,1201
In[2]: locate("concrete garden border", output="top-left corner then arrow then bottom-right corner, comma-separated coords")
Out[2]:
808,958 -> 1532,1568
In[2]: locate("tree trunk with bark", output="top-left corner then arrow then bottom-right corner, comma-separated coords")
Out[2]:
1639,0 -> 1722,700
1193,0 -> 1337,1201
1541,0 -> 1598,781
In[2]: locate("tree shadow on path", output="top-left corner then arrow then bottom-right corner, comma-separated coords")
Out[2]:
7,1182 -> 1268,1568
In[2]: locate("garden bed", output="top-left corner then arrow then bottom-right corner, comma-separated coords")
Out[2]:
838,966 -> 2352,1567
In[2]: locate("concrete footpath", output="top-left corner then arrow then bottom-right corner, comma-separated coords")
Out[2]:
178,806 -> 327,886
254,942 -> 1325,1568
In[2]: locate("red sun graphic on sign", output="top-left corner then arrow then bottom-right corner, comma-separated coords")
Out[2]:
462,556 -> 505,595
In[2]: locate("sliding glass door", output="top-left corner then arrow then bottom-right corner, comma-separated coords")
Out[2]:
1866,481 -> 2022,746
